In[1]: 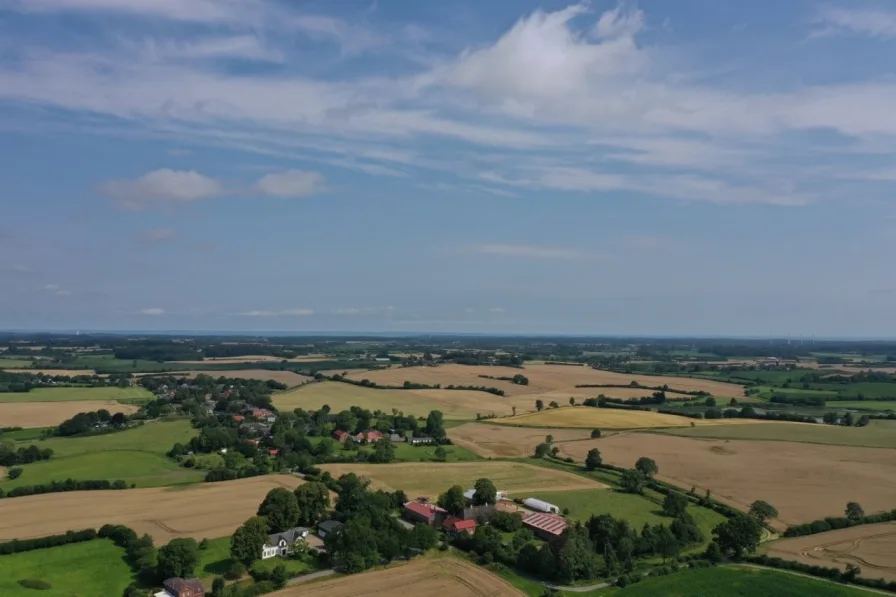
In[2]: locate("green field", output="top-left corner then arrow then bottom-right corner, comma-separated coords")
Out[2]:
195,536 -> 320,584
0,386 -> 153,403
0,358 -> 34,368
532,488 -> 669,526
0,427 -> 50,441
1,419 -> 203,488
829,401 -> 896,411
654,419 -> 896,449
0,539 -> 135,596
597,565 -> 871,596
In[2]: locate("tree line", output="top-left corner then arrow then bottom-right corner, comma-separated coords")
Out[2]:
0,478 -> 129,499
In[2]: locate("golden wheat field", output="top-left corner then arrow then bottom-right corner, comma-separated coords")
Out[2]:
560,434 -> 896,527
270,557 -> 524,597
448,423 -> 593,458
318,461 -> 605,498
491,407 -> 765,429
0,401 -> 141,428
0,475 -> 302,542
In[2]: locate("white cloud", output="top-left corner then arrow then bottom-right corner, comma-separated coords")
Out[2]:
100,169 -> 222,208
140,307 -> 165,315
291,14 -> 386,55
331,308 -> 361,315
138,36 -> 283,62
240,308 -> 315,317
2,264 -> 33,274
10,0 -> 266,26
256,170 -> 326,198
489,307 -> 505,313
475,243 -> 601,260
593,4 -> 645,39
140,228 -> 176,243
813,5 -> 896,38
42,284 -> 60,291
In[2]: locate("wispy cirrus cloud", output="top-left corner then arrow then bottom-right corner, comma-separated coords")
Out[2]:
474,243 -> 604,260
239,308 -> 315,317
813,5 -> 896,38
140,307 -> 165,315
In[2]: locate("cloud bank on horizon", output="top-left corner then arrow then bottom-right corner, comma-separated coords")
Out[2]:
0,0 -> 894,336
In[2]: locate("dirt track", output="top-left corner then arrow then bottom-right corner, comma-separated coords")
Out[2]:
0,475 -> 302,542
766,523 -> 896,581
270,557 -> 524,597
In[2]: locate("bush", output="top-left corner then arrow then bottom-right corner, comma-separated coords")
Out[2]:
8,467 -> 23,480
17,579 -> 52,590
224,561 -> 247,580
0,529 -> 97,555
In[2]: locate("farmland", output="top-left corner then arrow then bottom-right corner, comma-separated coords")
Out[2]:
1,369 -> 98,377
0,400 -> 141,428
765,522 -> 896,582
318,461 -> 605,498
0,475 -> 302,542
269,556 -> 524,597
273,381 -> 520,419
180,369 -> 312,387
491,407 -> 767,429
0,539 -> 134,597
0,386 -> 152,403
599,565 -> 872,596
657,419 -> 896,449
0,419 -> 202,489
448,423 -> 593,458
346,362 -> 745,399
560,434 -> 896,527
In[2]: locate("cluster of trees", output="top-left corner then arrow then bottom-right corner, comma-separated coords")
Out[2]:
0,528 -> 97,555
0,478 -> 129,499
822,412 -> 872,427
55,408 -> 129,436
445,384 -> 505,396
769,395 -> 826,407
0,442 -> 52,467
437,478 -> 498,514
478,374 -> 529,385
747,554 -> 896,592
113,340 -> 202,362
100,524 -> 173,589
441,350 -> 525,367
140,374 -> 282,420
0,370 -> 120,393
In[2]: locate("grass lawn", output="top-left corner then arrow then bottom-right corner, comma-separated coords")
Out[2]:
1,419 -> 203,488
0,427 -> 50,441
0,386 -> 153,403
533,488 -> 668,526
0,358 -> 34,368
197,537 -> 234,582
252,553 -> 318,576
654,419 -> 896,449
0,539 -> 135,597
595,565 -> 871,596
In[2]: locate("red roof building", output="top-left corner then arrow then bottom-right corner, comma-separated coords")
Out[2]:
232,415 -> 245,422
162,577 -> 205,597
332,430 -> 351,442
268,449 -> 279,456
443,516 -> 477,534
355,430 -> 384,442
403,500 -> 447,525
522,512 -> 568,541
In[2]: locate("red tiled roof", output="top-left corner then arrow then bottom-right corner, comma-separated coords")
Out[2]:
443,516 -> 476,532
404,500 -> 446,518
332,430 -> 351,442
232,415 -> 245,422
522,512 -> 568,536
268,449 -> 279,456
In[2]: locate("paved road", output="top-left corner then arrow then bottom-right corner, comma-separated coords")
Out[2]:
285,569 -> 336,586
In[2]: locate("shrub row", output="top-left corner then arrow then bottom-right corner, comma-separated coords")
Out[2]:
0,529 -> 97,555
0,478 -> 129,499
784,509 -> 896,537
205,466 -> 265,482
746,555 -> 896,593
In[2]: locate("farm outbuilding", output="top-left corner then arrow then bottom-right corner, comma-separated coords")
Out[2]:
523,498 -> 560,514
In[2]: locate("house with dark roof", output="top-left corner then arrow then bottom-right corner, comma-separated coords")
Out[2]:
318,520 -> 345,539
156,578 -> 205,597
403,500 -> 447,526
261,527 -> 309,559
522,512 -> 568,541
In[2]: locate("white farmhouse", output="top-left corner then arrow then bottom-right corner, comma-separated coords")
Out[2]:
261,527 -> 309,559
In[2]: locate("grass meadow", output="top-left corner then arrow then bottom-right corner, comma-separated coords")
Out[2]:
0,539 -> 134,597
1,419 -> 203,488
597,566 -> 871,596
0,386 -> 153,403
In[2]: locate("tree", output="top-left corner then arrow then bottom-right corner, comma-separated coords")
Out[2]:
585,448 -> 602,471
370,438 -> 396,463
434,446 -> 447,462
569,397 -> 575,406
635,457 -> 658,478
157,537 -> 200,580
211,577 -> 226,597
258,488 -> 300,533
704,540 -> 723,564
230,516 -> 269,566
545,434 -> 554,444
705,397 -> 716,407
556,523 -> 600,583
438,485 -> 466,516
620,469 -> 645,494
590,429 -> 601,439
549,401 -> 559,408
662,492 -> 689,518
843,412 -> 855,427
534,443 -> 551,458
712,515 -> 762,559
846,501 -> 865,521
535,400 -> 544,411
748,500 -> 778,525
295,482 -> 330,526
271,564 -> 289,589
657,525 -> 680,563
551,446 -> 560,457
425,410 -> 446,440
472,478 -> 497,506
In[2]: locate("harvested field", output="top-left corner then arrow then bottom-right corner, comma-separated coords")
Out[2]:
560,434 -> 896,528
448,423 -> 592,458
492,407 -> 766,429
0,475 -> 302,543
766,522 -> 896,582
0,386 -> 152,403
273,381 -> 526,419
171,355 -> 330,364
0,400 -> 140,428
318,461 -> 605,498
1,368 -> 98,376
270,557 -> 523,597
180,369 -> 312,387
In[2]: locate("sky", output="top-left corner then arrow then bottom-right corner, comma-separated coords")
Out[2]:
0,0 -> 895,337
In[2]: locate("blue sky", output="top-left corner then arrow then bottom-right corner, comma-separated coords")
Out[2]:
1,0 -> 895,336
